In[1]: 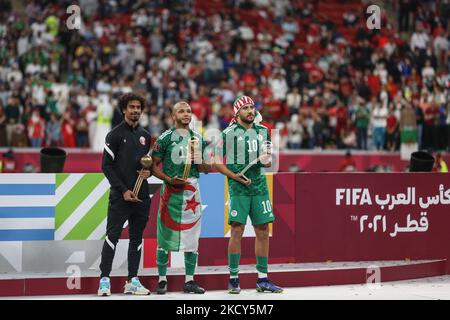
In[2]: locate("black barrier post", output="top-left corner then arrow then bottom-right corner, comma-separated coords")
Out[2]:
409,151 -> 434,172
40,147 -> 67,173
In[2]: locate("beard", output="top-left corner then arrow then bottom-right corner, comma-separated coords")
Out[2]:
239,114 -> 255,124
126,113 -> 140,123
176,117 -> 191,126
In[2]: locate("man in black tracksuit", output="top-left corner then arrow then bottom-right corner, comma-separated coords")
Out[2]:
98,93 -> 152,296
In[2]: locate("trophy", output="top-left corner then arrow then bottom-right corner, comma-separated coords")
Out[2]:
239,140 -> 273,183
133,155 -> 153,198
174,136 -> 200,183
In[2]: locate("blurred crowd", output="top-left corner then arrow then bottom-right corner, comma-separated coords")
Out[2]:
0,0 -> 449,152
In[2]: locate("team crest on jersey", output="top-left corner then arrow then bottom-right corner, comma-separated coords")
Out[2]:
139,136 -> 146,145
230,210 -> 237,217
258,134 -> 263,141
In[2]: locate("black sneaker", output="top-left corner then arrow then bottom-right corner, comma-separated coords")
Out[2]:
157,280 -> 167,295
183,280 -> 206,294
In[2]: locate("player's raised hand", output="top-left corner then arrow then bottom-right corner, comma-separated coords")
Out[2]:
234,173 -> 251,186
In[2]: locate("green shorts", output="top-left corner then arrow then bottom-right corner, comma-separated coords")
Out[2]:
228,194 -> 274,226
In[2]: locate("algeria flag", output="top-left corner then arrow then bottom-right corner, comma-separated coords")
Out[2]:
157,178 -> 202,252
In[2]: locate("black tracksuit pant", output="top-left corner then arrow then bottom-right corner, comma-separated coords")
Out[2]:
99,196 -> 150,279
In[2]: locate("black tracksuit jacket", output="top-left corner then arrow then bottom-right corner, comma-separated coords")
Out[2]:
102,121 -> 151,200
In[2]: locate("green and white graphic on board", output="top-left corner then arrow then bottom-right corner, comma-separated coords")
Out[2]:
54,174 -> 110,240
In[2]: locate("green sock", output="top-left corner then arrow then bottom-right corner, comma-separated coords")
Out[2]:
228,253 -> 241,277
256,256 -> 268,274
184,251 -> 198,276
156,247 -> 169,277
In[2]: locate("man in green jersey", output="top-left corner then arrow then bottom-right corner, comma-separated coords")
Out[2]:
151,101 -> 211,294
214,95 -> 283,294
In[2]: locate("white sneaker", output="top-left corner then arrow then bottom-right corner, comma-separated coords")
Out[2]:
124,277 -> 151,295
98,277 -> 111,296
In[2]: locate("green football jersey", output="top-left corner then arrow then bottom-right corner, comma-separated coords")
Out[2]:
152,128 -> 206,179
218,122 -> 271,196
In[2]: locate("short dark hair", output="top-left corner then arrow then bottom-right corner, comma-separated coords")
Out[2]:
118,93 -> 146,113
171,101 -> 190,113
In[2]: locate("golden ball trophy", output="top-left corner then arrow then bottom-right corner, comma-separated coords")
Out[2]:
133,155 -> 153,199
